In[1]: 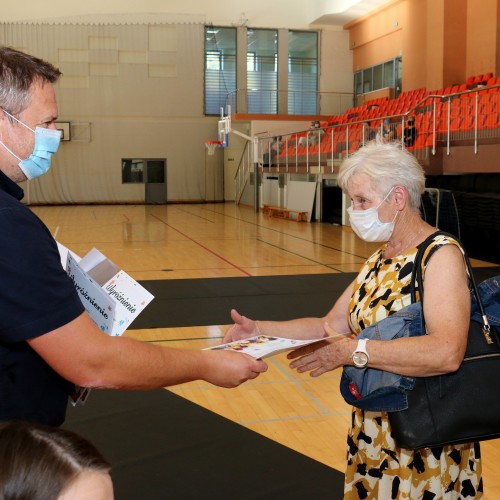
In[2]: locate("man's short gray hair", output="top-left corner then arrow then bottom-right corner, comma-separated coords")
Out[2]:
0,46 -> 61,116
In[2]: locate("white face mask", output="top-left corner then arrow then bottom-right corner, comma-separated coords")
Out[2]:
347,187 -> 398,242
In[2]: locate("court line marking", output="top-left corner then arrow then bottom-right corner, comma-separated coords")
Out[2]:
268,357 -> 333,415
149,213 -> 252,277
256,237 -> 354,273
189,204 -> 370,261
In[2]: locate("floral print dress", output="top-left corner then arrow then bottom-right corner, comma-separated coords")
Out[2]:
343,235 -> 483,499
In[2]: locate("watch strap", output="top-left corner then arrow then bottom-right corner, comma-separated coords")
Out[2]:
357,338 -> 368,352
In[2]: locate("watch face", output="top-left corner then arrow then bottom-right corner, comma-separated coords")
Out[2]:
353,351 -> 369,368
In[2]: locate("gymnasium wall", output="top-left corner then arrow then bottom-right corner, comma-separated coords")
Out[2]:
0,17 -> 351,204
346,0 -> 499,93
2,22 -> 212,204
1,1 -> 318,31
3,1 -> 493,203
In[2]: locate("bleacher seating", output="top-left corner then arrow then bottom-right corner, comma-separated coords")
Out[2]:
271,72 -> 500,167
260,80 -> 500,264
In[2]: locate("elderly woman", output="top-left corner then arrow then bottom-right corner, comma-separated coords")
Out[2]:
225,140 -> 481,498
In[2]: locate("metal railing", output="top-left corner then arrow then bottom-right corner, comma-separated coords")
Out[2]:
251,85 -> 500,174
234,140 -> 253,205
233,85 -> 500,204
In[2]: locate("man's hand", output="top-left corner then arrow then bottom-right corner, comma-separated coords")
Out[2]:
202,349 -> 268,388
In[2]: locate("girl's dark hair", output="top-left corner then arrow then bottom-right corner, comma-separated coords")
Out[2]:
0,421 -> 111,500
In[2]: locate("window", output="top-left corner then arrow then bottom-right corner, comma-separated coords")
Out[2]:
353,57 -> 402,104
206,50 -> 222,71
247,29 -> 278,113
383,60 -> 395,88
204,26 -> 319,116
122,159 -> 165,184
373,64 -> 383,89
363,68 -> 373,93
288,31 -> 318,114
204,27 -> 236,115
122,159 -> 144,183
247,52 -> 256,72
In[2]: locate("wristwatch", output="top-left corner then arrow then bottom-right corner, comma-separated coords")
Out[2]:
352,339 -> 369,368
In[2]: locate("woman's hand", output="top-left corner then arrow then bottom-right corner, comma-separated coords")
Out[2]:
288,323 -> 352,377
223,309 -> 260,343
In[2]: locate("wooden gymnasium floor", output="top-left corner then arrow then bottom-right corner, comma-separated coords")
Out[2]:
34,202 -> 500,497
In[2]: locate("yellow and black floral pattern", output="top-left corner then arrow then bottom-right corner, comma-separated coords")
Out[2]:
344,235 -> 482,499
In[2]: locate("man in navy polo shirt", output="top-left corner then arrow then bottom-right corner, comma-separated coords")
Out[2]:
0,47 -> 267,426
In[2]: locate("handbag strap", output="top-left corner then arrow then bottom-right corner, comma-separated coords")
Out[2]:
410,230 -> 492,341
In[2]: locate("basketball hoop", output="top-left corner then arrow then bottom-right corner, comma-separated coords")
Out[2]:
205,140 -> 222,156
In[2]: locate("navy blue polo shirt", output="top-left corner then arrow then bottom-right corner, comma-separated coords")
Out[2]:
0,171 -> 85,425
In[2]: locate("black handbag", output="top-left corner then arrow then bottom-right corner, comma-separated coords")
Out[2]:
388,231 -> 500,449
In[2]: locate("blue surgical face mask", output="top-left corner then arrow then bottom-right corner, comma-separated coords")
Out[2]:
0,110 -> 61,180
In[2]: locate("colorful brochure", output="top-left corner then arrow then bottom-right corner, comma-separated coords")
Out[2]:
207,335 -> 326,359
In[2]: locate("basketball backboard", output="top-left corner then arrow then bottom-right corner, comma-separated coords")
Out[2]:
217,106 -> 231,147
